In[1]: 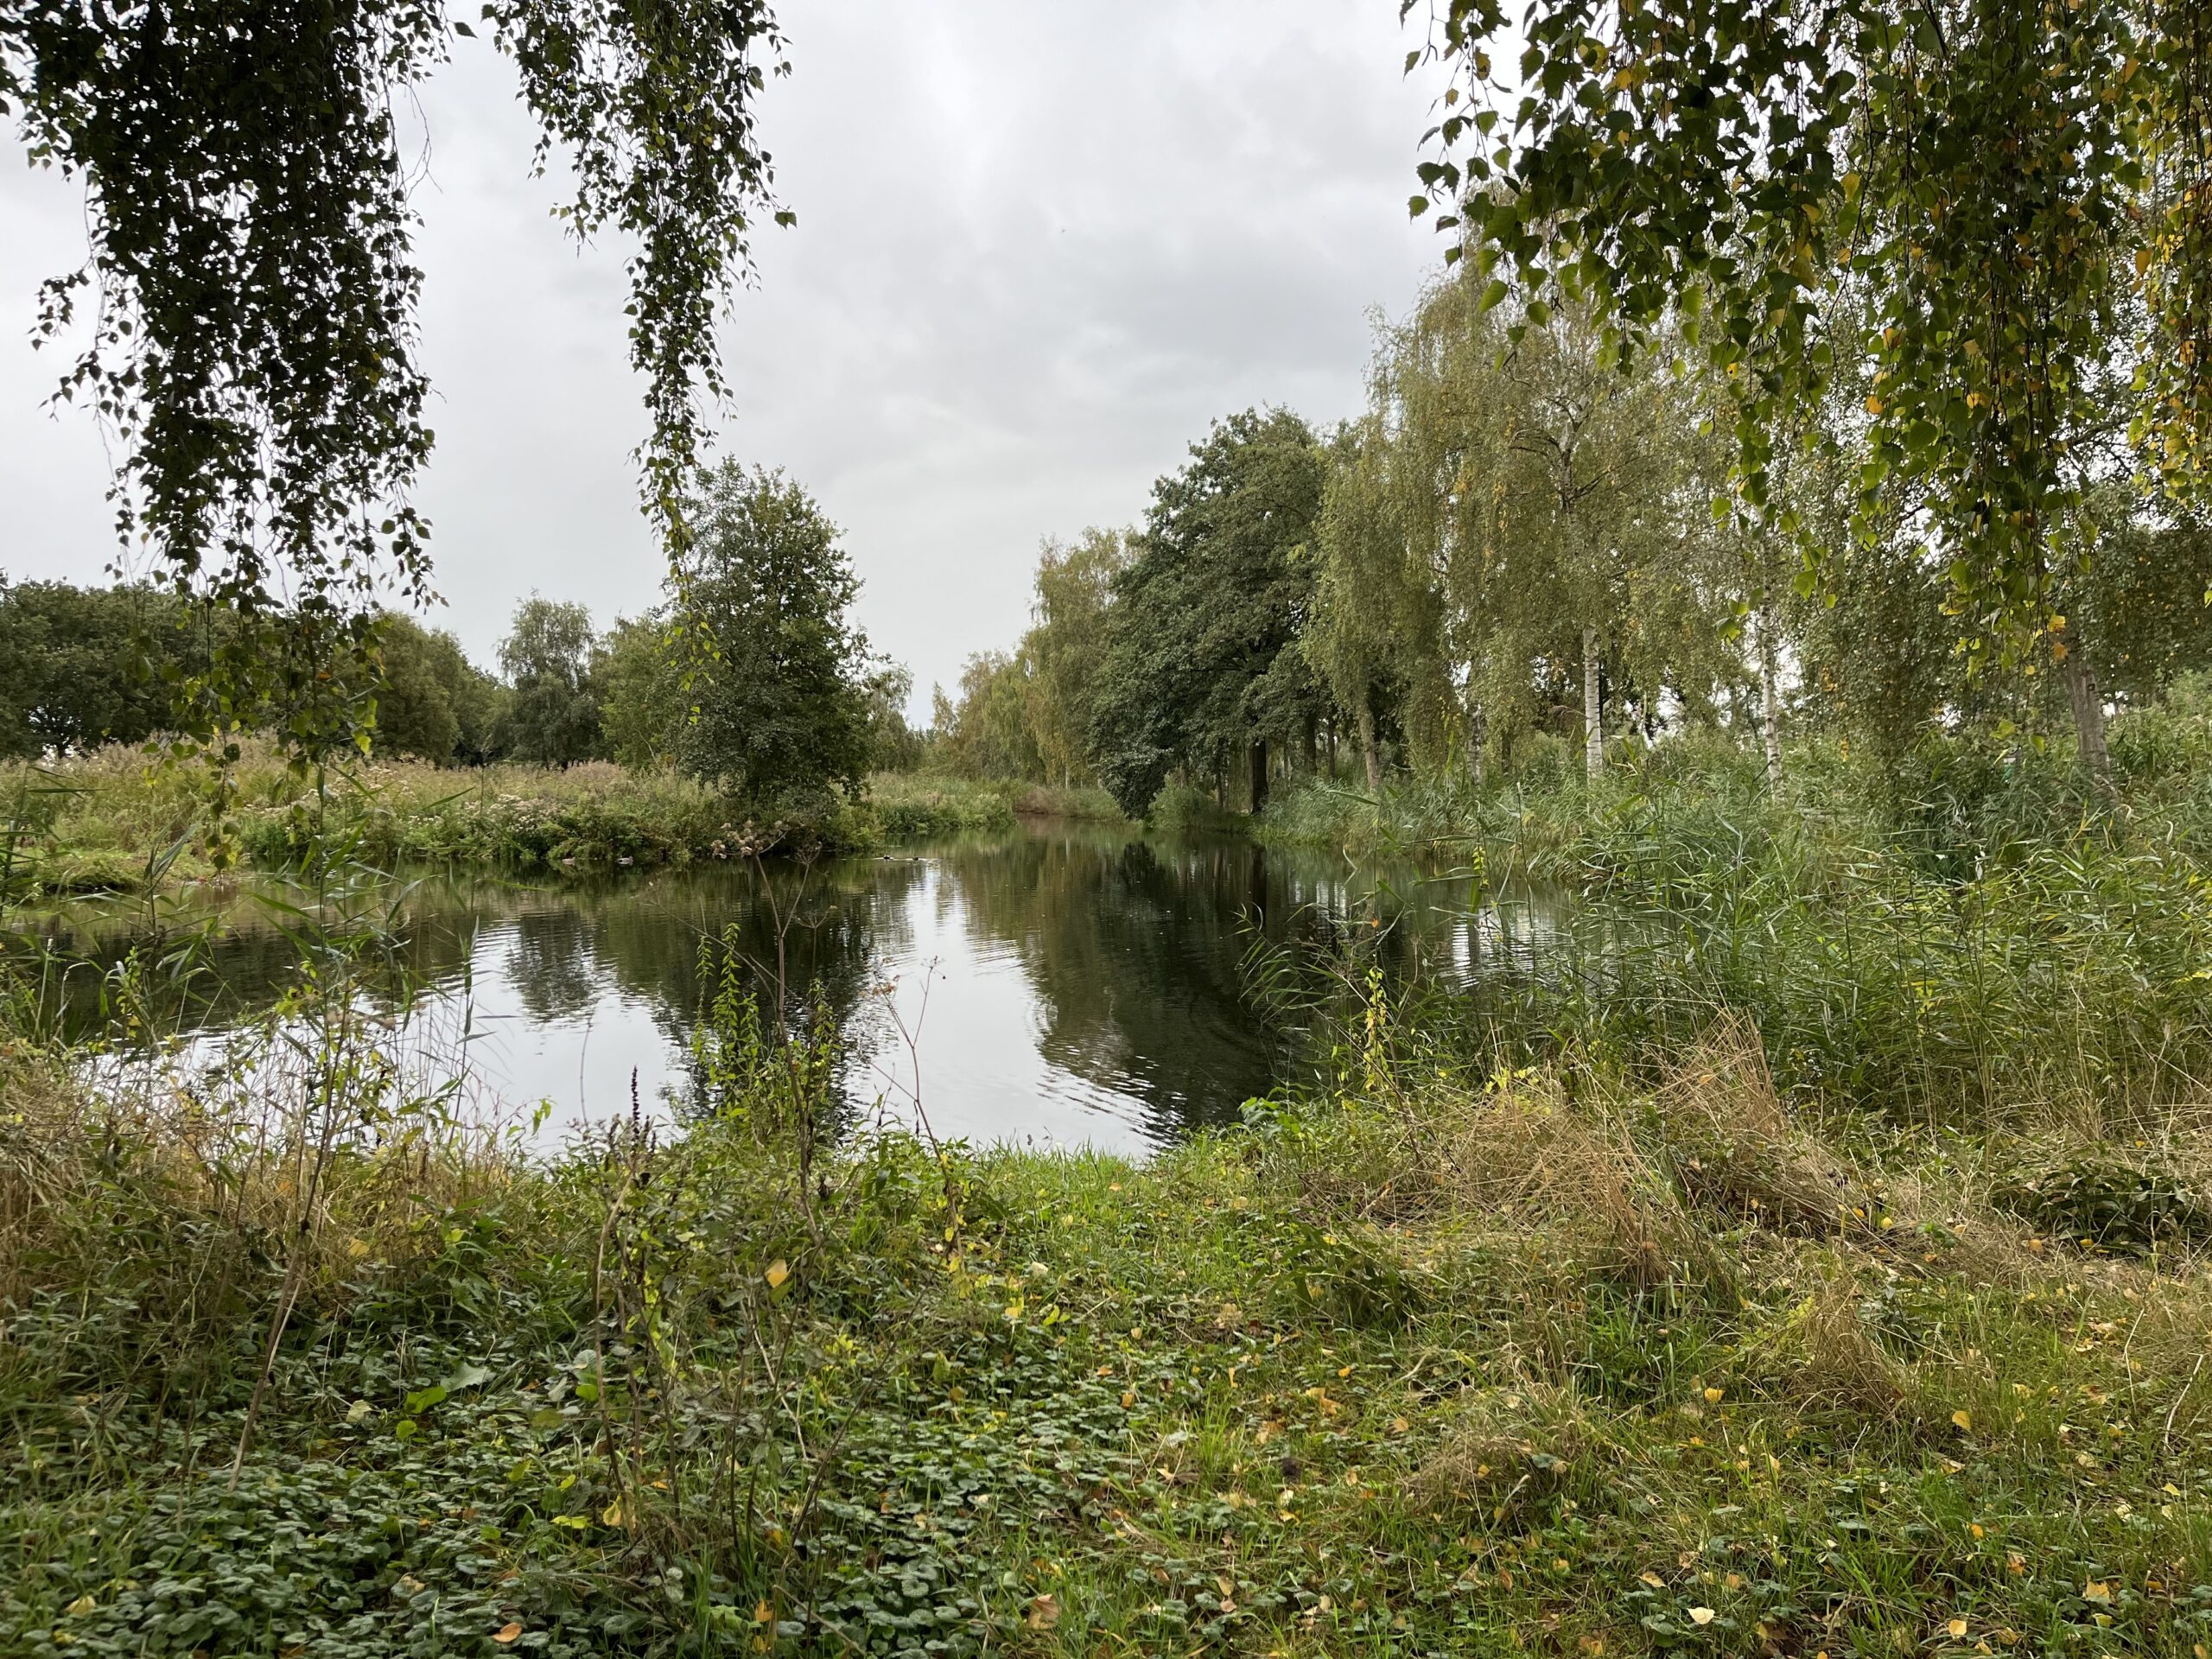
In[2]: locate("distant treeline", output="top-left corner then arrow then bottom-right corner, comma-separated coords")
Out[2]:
3,461 -> 921,804
932,268 -> 2212,815
0,580 -> 501,766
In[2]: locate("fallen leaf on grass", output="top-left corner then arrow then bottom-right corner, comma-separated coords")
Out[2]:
1688,1607 -> 1717,1626
1027,1593 -> 1060,1631
493,1624 -> 523,1645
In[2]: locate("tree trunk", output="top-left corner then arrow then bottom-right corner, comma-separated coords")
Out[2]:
1356,696 -> 1382,792
1581,625 -> 1604,783
1757,600 -> 1784,794
1248,737 -> 1269,813
2061,636 -> 2113,793
1467,699 -> 1484,788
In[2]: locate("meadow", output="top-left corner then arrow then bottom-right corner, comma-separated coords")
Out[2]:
0,746 -> 1125,900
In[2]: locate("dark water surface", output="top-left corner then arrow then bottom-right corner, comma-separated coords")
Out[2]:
20,822 -> 1564,1155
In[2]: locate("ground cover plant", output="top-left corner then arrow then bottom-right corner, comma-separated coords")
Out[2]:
7,929 -> 2212,1658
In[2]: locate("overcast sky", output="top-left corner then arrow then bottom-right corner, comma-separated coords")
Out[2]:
0,3 -> 1452,713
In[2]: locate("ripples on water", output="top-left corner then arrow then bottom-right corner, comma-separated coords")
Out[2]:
16,822 -> 1570,1156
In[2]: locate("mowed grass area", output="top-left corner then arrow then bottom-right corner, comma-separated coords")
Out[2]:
6,1014 -> 2212,1658
0,747 -> 1123,898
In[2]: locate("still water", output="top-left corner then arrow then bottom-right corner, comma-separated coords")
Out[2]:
21,822 -> 1566,1156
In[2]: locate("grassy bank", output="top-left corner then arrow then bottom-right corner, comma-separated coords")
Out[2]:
7,1011 -> 2212,1657
1248,720 -> 2212,1130
0,750 -> 1121,899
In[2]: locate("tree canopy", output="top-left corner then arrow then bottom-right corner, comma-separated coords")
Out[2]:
1408,0 -> 2210,680
675,461 -> 876,805
1088,410 -> 1328,816
498,595 -> 602,768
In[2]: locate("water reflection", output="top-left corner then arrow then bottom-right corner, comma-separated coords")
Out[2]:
10,823 -> 1567,1155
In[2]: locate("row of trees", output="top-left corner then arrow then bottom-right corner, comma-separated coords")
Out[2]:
0,580 -> 505,766
3,462 -> 915,804
936,266 -> 2212,816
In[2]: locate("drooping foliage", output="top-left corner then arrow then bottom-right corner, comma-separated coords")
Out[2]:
931,529 -> 1132,787
1408,0 -> 2212,682
0,0 -> 790,749
498,595 -> 603,769
594,612 -> 688,771
1309,276 -> 1737,781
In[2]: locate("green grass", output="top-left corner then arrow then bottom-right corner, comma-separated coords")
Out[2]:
0,750 -> 1130,899
8,1007 -> 2212,1658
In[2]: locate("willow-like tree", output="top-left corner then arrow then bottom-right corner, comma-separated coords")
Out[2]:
498,596 -> 601,768
1,2 -> 788,754
1317,273 -> 1734,783
1408,0 -> 2211,786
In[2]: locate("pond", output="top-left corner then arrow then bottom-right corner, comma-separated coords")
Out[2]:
14,821 -> 1570,1156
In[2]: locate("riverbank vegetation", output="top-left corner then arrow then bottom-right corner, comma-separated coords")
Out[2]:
10,1 -> 2212,1649
0,747 -> 1059,899
9,935 -> 2212,1657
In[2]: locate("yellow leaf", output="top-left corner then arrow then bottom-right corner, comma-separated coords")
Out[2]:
65,1596 -> 96,1617
1688,1606 -> 1717,1625
493,1624 -> 524,1645
1704,1387 -> 1724,1403
2083,1581 -> 2112,1604
1952,1410 -> 1973,1432
754,1600 -> 774,1624
602,1501 -> 623,1527
1866,394 -> 1885,416
1218,1575 -> 1236,1599
1948,1618 -> 1969,1638
764,1260 -> 790,1289
1640,1572 -> 1665,1589
1027,1593 -> 1061,1631
1121,1390 -> 1136,1408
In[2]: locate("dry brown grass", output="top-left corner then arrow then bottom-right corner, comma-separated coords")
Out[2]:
1739,1265 -> 1911,1419
1427,1072 -> 1718,1288
0,1036 -> 528,1321
1650,1014 -> 1873,1236
1408,1380 -> 1599,1525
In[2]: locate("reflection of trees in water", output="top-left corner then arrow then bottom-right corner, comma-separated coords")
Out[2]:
14,858 -> 921,1128
17,833 -> 1545,1146
930,827 -> 1473,1141
502,909 -> 599,1023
